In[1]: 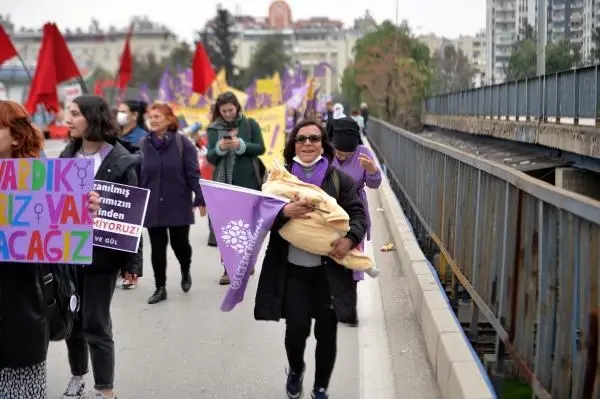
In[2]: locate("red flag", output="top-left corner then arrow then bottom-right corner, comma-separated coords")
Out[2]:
192,42 -> 215,95
117,24 -> 133,89
0,25 -> 17,65
25,23 -> 80,114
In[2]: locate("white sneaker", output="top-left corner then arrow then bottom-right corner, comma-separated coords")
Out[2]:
63,376 -> 85,399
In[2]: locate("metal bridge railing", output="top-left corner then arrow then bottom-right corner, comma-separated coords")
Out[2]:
424,65 -> 600,124
368,118 -> 600,398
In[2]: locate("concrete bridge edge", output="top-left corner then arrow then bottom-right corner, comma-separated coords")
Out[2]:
362,136 -> 497,399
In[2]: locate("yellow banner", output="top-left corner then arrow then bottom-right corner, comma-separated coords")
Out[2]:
246,105 -> 286,170
172,105 -> 286,170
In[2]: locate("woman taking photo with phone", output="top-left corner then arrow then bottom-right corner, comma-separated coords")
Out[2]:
206,91 -> 266,285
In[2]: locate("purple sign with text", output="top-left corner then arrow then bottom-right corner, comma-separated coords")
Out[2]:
0,158 -> 95,264
93,180 -> 150,253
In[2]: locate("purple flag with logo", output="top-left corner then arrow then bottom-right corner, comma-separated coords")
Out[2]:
200,180 -> 289,311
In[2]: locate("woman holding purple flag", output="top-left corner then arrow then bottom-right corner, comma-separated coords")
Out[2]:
60,95 -> 142,399
331,117 -> 382,327
254,119 -> 367,399
0,100 -> 100,399
206,91 -> 266,285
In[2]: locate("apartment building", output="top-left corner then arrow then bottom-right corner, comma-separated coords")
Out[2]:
204,1 -> 377,95
0,15 -> 180,72
418,30 -> 487,86
486,0 -> 600,83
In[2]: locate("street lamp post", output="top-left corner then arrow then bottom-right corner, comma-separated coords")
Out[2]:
536,0 -> 547,75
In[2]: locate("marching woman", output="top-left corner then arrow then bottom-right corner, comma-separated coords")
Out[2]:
0,100 -> 100,399
60,95 -> 142,399
331,117 -> 382,326
254,119 -> 367,399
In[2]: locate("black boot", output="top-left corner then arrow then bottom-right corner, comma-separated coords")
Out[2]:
148,287 -> 167,304
181,272 -> 192,293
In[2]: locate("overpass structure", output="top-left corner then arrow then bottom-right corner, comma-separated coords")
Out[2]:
367,66 -> 600,398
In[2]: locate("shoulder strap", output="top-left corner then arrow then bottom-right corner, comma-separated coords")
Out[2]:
175,132 -> 184,161
332,169 -> 340,198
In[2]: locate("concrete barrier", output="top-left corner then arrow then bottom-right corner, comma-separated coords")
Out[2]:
362,136 -> 497,399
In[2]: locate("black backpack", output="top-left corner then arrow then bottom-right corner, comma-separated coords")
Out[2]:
41,264 -> 79,341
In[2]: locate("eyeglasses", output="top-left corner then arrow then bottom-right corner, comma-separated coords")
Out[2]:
295,135 -> 321,144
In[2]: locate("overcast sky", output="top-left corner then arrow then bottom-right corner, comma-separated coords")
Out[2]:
4,0 -> 484,42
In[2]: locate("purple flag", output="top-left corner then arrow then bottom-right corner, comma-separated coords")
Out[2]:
157,70 -> 174,103
200,180 -> 288,311
138,84 -> 151,103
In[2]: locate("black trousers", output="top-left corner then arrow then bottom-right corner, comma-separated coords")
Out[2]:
66,270 -> 118,390
147,226 -> 192,288
284,265 -> 338,389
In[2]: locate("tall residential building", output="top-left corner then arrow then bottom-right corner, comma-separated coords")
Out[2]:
487,0 -> 600,83
417,30 -> 487,86
0,15 -> 180,72
486,0 -> 538,83
203,1 -> 376,95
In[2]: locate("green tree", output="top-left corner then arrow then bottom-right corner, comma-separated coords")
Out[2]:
506,23 -> 579,80
341,20 -> 433,130
201,5 -> 237,85
242,34 -> 290,85
129,43 -> 194,89
432,44 -> 475,92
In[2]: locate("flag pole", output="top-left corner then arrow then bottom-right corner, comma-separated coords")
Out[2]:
14,52 -> 50,126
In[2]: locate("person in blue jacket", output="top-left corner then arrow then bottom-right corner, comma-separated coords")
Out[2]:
116,100 -> 148,145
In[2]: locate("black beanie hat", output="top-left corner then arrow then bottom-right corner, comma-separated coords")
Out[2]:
332,117 -> 361,152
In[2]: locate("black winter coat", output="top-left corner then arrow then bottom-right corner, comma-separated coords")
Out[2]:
254,166 -> 367,323
0,263 -> 51,368
60,140 -> 143,274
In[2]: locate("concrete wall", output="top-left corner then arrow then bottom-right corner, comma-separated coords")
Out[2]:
556,167 -> 600,201
363,137 -> 497,399
422,114 -> 600,159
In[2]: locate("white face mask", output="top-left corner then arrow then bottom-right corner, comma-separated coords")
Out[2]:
116,112 -> 129,126
293,155 -> 323,168
145,119 -> 152,131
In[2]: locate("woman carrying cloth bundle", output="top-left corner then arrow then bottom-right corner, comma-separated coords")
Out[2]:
254,119 -> 367,399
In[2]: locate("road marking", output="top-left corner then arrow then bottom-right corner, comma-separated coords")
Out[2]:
357,218 -> 397,399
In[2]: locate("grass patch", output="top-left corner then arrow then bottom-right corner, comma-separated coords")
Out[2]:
501,378 -> 532,398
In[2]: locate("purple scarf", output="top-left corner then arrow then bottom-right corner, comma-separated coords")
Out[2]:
149,132 -> 168,149
291,157 -> 329,187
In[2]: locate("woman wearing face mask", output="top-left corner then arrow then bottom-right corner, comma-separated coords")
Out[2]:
116,100 -> 148,145
0,100 -> 100,399
60,95 -> 142,399
206,91 -> 266,285
254,119 -> 366,399
114,100 -> 148,290
331,117 -> 382,327
140,103 -> 204,305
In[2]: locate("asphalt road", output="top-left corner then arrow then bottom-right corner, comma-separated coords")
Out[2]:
42,139 -> 440,399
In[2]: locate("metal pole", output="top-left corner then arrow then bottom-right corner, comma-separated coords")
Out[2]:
536,0 -> 547,75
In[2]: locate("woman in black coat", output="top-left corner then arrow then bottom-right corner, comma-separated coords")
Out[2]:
0,100 -> 100,399
60,95 -> 143,399
254,120 -> 367,399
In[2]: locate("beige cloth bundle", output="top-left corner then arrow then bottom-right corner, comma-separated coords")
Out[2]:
262,163 -> 374,271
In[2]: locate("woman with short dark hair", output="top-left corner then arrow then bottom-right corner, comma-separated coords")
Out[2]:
254,119 -> 367,399
60,95 -> 142,399
206,91 -> 266,285
116,100 -> 148,145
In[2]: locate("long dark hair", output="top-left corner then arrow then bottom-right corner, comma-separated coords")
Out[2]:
283,119 -> 334,165
123,99 -> 148,129
210,91 -> 242,123
72,95 -> 118,143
